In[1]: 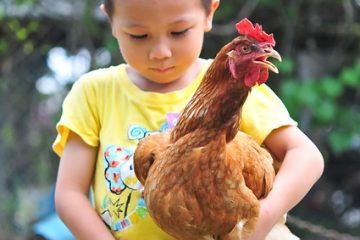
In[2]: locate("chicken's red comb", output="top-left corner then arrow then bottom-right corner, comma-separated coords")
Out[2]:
236,18 -> 275,46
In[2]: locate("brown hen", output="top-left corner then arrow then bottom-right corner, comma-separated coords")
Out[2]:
134,18 -> 283,240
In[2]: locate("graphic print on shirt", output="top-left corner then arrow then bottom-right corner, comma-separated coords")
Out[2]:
101,112 -> 179,231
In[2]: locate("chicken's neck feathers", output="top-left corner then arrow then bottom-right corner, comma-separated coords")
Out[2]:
171,52 -> 251,143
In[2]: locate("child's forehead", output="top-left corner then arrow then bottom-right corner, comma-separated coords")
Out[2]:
113,0 -> 206,24
114,0 -> 204,11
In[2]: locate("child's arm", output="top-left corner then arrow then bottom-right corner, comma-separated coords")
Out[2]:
244,125 -> 324,240
55,131 -> 115,240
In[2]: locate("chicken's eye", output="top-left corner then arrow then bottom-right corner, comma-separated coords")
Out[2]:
240,45 -> 251,54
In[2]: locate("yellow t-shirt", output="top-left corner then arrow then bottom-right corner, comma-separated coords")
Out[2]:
53,62 -> 296,240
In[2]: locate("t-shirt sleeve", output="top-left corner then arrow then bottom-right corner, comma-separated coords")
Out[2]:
52,76 -> 100,157
240,84 -> 297,144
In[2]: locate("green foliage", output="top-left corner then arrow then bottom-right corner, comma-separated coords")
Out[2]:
1,123 -> 14,147
278,58 -> 294,75
5,18 -> 39,55
215,3 -> 234,20
82,0 -> 102,36
7,19 -> 39,40
259,0 -> 281,6
279,58 -> 360,154
15,0 -> 38,5
213,0 -> 241,23
0,39 -> 8,55
0,7 -> 4,21
104,37 -> 119,53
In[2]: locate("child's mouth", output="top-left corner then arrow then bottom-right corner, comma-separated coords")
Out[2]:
151,66 -> 174,73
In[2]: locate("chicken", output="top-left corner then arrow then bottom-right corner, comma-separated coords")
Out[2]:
134,18 -> 281,239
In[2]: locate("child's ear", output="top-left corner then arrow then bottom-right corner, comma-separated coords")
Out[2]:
100,4 -> 107,16
204,0 -> 220,32
100,4 -> 112,24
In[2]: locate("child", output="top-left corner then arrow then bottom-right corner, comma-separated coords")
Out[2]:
53,0 -> 324,239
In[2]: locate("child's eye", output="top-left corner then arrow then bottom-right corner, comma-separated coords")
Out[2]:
129,34 -> 147,40
171,29 -> 189,37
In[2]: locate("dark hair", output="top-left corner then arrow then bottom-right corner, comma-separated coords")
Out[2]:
103,0 -> 213,19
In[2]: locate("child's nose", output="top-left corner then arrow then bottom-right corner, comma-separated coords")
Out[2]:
149,39 -> 172,60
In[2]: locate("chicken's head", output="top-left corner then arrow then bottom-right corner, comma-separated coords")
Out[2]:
227,18 -> 282,88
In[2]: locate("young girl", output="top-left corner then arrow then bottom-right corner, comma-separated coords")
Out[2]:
53,0 -> 324,239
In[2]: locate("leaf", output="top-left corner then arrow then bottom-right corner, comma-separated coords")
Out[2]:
28,20 -> 40,33
297,82 -> 319,107
16,28 -> 28,41
340,68 -> 358,87
280,80 -> 298,97
0,39 -> 8,54
278,58 -> 294,75
280,80 -> 300,117
1,124 -> 14,147
105,38 -> 119,53
320,77 -> 343,98
354,59 -> 360,79
329,131 -> 352,154
313,100 -> 337,124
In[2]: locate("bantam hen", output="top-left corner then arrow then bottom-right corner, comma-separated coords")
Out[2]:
134,18 -> 283,240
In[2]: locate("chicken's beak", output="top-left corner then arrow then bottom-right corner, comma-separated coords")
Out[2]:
253,48 -> 282,74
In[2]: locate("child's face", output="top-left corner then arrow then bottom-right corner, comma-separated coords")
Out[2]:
109,0 -> 217,84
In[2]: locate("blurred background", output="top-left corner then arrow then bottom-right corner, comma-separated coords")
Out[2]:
0,0 -> 359,239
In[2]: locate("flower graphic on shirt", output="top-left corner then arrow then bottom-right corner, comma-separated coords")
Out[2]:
101,112 -> 179,231
102,144 -> 144,231
104,145 -> 141,194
